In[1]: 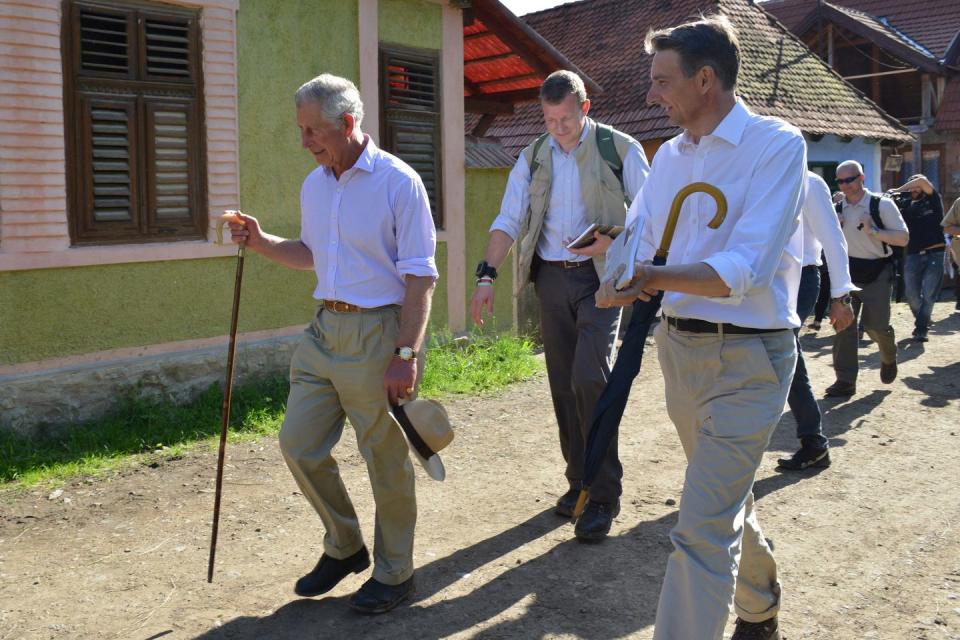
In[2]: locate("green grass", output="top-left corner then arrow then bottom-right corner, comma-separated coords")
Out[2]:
0,333 -> 541,488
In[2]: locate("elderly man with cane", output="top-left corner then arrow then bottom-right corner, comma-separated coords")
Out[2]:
229,73 -> 437,613
598,15 -> 805,639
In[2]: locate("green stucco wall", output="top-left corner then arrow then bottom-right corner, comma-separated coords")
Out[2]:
428,241 -> 448,332
465,168 -> 513,331
378,0 -> 442,49
0,0 -> 361,366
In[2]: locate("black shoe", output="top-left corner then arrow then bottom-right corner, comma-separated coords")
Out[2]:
555,487 -> 581,517
880,360 -> 898,384
349,576 -> 414,614
732,616 -> 780,640
294,547 -> 370,597
914,331 -> 929,342
574,500 -> 620,542
824,381 -> 855,397
777,444 -> 830,471
808,321 -> 821,331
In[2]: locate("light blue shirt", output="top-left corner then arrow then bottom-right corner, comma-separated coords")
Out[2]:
631,101 -> 806,329
299,136 -> 438,307
491,119 -> 649,261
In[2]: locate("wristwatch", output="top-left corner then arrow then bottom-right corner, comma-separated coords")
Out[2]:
831,294 -> 852,305
394,346 -> 416,361
475,260 -> 498,281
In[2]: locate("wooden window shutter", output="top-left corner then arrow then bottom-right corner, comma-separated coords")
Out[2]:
64,0 -> 206,246
380,46 -> 443,229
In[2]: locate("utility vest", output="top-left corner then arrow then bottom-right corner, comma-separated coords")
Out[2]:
515,120 -> 635,294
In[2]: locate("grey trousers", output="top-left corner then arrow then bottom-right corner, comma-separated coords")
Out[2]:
279,305 -> 416,586
653,322 -> 796,640
832,263 -> 897,385
533,259 -> 622,503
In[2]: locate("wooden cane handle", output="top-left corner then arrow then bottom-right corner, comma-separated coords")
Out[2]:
656,182 -> 728,259
215,210 -> 244,245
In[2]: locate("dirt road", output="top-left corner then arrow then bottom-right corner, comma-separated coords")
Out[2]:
2,302 -> 959,639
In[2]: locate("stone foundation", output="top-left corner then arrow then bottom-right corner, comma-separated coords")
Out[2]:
0,332 -> 303,437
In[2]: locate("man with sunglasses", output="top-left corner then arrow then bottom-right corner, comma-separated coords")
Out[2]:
827,160 -> 908,398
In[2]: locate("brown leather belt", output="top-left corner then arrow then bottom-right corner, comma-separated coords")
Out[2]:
664,315 -> 787,335
539,258 -> 593,269
321,299 -> 363,313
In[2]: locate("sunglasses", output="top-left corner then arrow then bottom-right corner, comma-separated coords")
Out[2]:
836,174 -> 861,185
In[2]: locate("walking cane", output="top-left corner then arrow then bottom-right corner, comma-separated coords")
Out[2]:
207,210 -> 246,582
572,182 -> 727,520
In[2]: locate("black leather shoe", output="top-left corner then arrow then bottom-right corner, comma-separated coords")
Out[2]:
731,616 -> 780,639
824,381 -> 855,397
554,487 -> 580,517
349,576 -> 414,614
294,546 -> 370,597
777,444 -> 830,471
574,500 -> 620,542
880,360 -> 897,384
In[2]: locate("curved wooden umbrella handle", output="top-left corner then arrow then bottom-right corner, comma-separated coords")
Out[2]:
655,182 -> 728,260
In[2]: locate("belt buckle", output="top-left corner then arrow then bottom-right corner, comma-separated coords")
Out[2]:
335,300 -> 350,312
564,260 -> 577,269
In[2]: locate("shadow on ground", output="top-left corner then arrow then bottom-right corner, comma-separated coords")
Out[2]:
194,509 -> 675,639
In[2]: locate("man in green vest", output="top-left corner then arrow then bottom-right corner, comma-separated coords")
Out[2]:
471,70 -> 649,541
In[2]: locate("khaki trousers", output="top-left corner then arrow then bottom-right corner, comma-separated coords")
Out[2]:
279,305 -> 416,586
832,263 -> 897,385
653,322 -> 796,640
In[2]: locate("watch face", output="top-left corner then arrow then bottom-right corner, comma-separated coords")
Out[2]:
398,347 -> 415,361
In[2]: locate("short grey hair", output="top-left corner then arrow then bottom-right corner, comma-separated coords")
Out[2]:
295,73 -> 364,127
837,160 -> 863,176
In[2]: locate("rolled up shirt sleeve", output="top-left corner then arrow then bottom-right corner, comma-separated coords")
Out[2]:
701,132 -> 806,303
489,157 -> 531,241
394,174 -> 439,279
623,141 -> 650,204
804,172 -> 858,297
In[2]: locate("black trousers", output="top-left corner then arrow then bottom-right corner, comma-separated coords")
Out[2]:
533,258 -> 623,503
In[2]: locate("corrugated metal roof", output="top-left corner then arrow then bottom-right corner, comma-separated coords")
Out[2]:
465,136 -> 517,168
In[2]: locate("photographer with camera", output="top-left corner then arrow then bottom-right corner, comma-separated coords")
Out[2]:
889,174 -> 945,342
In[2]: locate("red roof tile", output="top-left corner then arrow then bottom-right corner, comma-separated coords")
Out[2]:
762,0 -> 960,61
484,0 -> 911,156
935,78 -> 960,131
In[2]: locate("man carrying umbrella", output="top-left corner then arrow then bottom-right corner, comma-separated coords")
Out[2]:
598,15 -> 805,640
228,73 -> 437,613
471,70 -> 649,541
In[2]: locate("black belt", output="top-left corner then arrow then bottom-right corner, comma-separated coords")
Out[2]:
663,316 -> 787,335
539,258 -> 593,269
917,244 -> 945,255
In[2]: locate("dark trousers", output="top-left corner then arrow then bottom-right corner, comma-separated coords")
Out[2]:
786,265 -> 828,448
534,259 -> 622,503
813,261 -> 831,323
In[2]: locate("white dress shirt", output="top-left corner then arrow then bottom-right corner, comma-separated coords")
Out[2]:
300,136 -> 438,307
838,190 -> 908,260
491,119 -> 649,261
801,170 -> 857,298
632,101 -> 806,329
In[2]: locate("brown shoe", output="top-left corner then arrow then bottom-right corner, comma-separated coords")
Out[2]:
880,360 -> 897,384
731,616 -> 780,640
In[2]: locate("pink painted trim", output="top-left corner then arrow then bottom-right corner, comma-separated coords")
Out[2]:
358,0 -> 379,145
0,324 -> 303,377
441,3 -> 466,331
0,240 -> 239,271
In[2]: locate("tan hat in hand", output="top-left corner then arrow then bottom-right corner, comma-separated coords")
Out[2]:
390,399 -> 453,481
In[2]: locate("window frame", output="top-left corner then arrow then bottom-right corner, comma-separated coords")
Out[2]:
62,0 -> 208,247
379,43 -> 444,230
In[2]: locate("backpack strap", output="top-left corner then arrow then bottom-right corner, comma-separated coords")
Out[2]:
527,133 -> 550,179
869,195 -> 890,255
595,122 -> 631,206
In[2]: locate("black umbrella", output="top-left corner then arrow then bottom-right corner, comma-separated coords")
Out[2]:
573,183 -> 728,519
